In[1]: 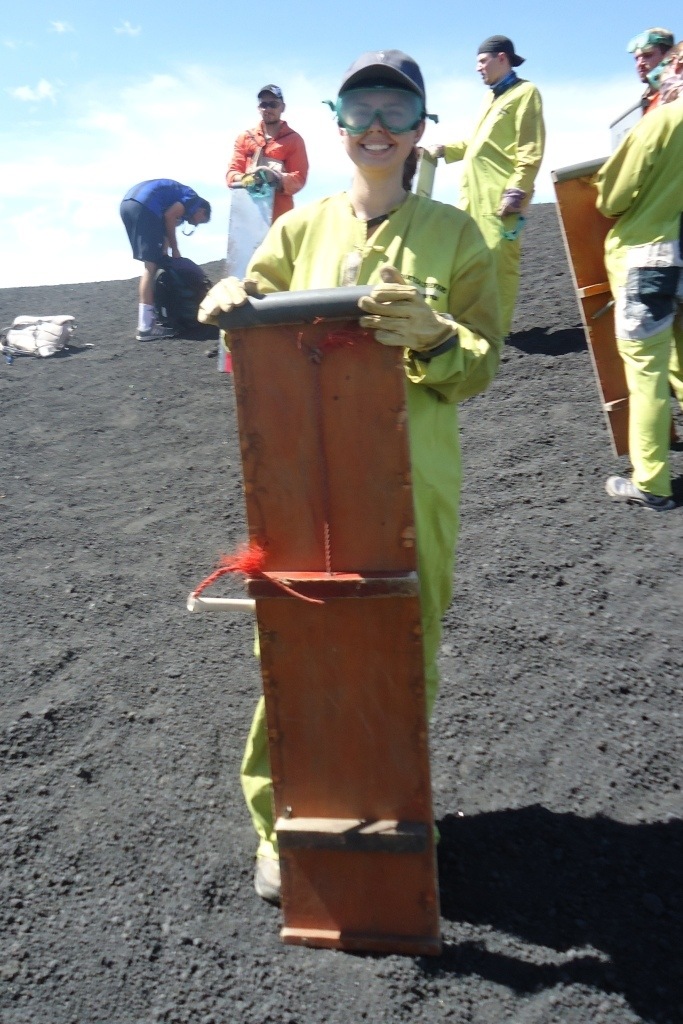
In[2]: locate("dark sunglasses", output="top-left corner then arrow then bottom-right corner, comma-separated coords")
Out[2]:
258,100 -> 280,109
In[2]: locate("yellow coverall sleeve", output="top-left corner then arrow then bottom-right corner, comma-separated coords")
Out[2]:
506,87 -> 545,195
405,220 -> 503,403
595,102 -> 683,262
247,209 -> 307,292
443,139 -> 469,164
595,133 -> 653,219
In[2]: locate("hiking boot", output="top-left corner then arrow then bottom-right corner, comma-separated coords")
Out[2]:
254,857 -> 281,905
605,476 -> 675,511
136,322 -> 177,342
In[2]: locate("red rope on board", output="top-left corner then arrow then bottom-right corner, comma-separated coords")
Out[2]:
191,541 -> 324,605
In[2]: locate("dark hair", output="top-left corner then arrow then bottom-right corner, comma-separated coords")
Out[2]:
185,197 -> 211,221
402,147 -> 419,190
196,198 -> 211,220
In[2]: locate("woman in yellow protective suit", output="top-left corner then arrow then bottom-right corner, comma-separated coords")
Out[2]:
199,50 -> 503,903
596,55 -> 683,511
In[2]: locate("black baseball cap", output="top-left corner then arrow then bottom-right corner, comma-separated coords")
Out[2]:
478,35 -> 525,67
338,50 -> 426,102
258,84 -> 284,101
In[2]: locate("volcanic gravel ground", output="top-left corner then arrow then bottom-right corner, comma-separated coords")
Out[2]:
1,205 -> 682,1024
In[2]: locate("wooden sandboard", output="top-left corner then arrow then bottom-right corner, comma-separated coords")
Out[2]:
552,159 -> 629,457
223,293 -> 441,955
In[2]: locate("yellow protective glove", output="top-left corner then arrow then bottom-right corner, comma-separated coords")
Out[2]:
358,266 -> 457,353
197,277 -> 259,325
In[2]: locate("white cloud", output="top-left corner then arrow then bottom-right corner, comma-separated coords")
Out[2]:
114,21 -> 141,37
0,66 -> 645,287
50,21 -> 74,33
8,79 -> 57,103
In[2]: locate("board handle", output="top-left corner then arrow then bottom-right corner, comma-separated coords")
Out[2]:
218,286 -> 373,329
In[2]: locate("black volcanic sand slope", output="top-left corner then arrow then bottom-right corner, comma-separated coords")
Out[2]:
1,206 -> 682,1024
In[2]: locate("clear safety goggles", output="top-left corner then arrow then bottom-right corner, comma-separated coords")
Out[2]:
326,87 -> 430,134
627,30 -> 672,54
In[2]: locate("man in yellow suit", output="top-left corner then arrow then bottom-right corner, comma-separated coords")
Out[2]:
596,56 -> 683,512
627,27 -> 675,114
428,35 -> 545,336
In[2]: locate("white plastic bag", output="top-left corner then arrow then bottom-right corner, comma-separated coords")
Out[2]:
2,315 -> 76,357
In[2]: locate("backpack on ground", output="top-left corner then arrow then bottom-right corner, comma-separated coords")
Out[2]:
154,257 -> 211,332
1,315 -> 76,358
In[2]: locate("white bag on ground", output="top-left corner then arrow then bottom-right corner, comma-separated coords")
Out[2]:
3,315 -> 76,357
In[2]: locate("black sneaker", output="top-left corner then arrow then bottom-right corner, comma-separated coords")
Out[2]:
605,476 -> 675,511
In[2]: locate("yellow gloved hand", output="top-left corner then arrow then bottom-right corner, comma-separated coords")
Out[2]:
358,266 -> 457,353
197,277 -> 259,325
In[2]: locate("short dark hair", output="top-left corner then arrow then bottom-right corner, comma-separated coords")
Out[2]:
186,197 -> 211,221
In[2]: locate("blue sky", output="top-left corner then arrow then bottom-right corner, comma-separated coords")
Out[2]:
1,1 -> 679,286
